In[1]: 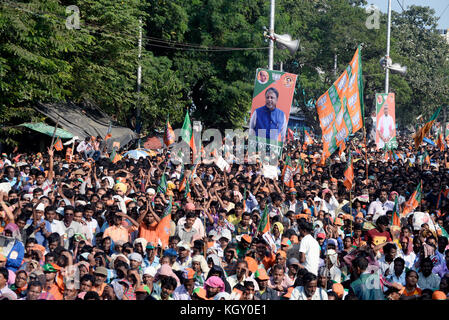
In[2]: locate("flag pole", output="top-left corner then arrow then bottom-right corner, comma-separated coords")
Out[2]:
419,179 -> 423,212
50,116 -> 61,150
349,187 -> 353,237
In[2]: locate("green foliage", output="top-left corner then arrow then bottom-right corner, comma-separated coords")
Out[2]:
0,0 -> 448,147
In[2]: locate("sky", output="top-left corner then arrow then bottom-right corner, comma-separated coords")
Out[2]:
365,0 -> 449,29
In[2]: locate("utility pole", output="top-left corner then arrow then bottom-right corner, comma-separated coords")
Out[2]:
385,0 -> 392,93
268,0 -> 275,70
136,18 -> 142,147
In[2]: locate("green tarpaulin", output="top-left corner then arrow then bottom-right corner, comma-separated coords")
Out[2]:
19,123 -> 74,139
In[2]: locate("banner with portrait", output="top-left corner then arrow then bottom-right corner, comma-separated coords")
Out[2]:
248,69 -> 297,159
375,93 -> 397,150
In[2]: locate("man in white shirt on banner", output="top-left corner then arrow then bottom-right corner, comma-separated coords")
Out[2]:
376,103 -> 395,149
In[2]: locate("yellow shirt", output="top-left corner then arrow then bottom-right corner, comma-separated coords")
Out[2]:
227,214 -> 241,226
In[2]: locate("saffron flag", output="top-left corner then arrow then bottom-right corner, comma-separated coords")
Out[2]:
156,196 -> 173,249
391,195 -> 400,227
402,182 -> 422,217
287,128 -> 295,142
104,122 -> 112,141
282,157 -> 295,188
180,110 -> 197,160
110,147 -> 122,164
437,130 -> 445,151
343,153 -> 354,191
53,137 -> 63,151
316,46 -> 364,160
414,107 -> 441,149
258,205 -> 270,234
163,116 -> 175,147
304,130 -> 313,145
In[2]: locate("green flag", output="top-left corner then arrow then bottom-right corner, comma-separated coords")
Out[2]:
157,173 -> 167,194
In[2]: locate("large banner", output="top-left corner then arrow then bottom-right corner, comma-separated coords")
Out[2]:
316,46 -> 364,160
249,69 -> 297,158
375,93 -> 397,150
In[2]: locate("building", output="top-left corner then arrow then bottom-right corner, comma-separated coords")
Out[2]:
437,29 -> 449,44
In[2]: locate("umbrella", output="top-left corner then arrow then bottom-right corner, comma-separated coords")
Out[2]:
123,149 -> 150,160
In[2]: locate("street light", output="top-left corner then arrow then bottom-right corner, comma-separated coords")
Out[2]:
383,0 -> 407,93
263,0 -> 299,70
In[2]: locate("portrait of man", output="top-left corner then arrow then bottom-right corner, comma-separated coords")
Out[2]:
376,102 -> 395,149
249,87 -> 287,142
258,70 -> 269,84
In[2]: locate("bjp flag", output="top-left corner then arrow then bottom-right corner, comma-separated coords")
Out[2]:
156,196 -> 173,249
343,153 -> 354,191
414,107 -> 441,149
402,182 -> 422,217
53,137 -> 63,151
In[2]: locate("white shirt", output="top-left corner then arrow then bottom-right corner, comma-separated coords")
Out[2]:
227,274 -> 259,291
386,272 -> 406,287
177,217 -> 205,239
368,200 -> 394,222
378,255 -> 395,276
83,218 -> 99,242
290,286 -> 328,300
377,114 -> 395,148
49,219 -> 66,237
398,251 -> 416,270
299,234 -> 320,276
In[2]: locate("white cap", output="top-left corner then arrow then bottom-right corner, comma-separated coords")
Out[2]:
208,229 -> 218,240
146,188 -> 156,195
177,241 -> 191,251
143,266 -> 157,277
36,203 -> 45,212
218,229 -> 232,242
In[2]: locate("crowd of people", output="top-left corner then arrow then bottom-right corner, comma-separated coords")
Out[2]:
1,131 -> 449,301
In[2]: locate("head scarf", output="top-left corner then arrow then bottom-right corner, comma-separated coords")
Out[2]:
272,222 -> 284,236
204,276 -> 224,292
191,255 -> 210,274
133,238 -> 148,252
77,261 -> 90,273
110,280 -> 125,300
102,176 -> 114,189
206,254 -> 221,268
154,264 -> 180,286
3,223 -> 21,240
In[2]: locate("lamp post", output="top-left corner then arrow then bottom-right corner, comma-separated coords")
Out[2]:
385,0 -> 392,93
268,0 -> 275,70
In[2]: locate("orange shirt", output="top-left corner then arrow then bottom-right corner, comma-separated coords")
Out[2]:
91,283 -> 106,296
103,225 -> 133,243
399,287 -> 422,297
262,253 -> 276,270
138,222 -> 158,245
44,283 -> 63,300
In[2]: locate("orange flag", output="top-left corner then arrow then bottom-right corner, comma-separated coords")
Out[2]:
155,196 -> 173,249
53,137 -> 63,151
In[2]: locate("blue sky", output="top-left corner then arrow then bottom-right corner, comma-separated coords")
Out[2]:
366,0 -> 449,29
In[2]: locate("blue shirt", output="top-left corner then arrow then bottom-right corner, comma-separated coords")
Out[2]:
250,106 -> 287,142
25,218 -> 52,247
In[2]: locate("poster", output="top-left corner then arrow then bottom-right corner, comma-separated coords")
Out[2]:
248,69 -> 297,158
375,93 -> 397,150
